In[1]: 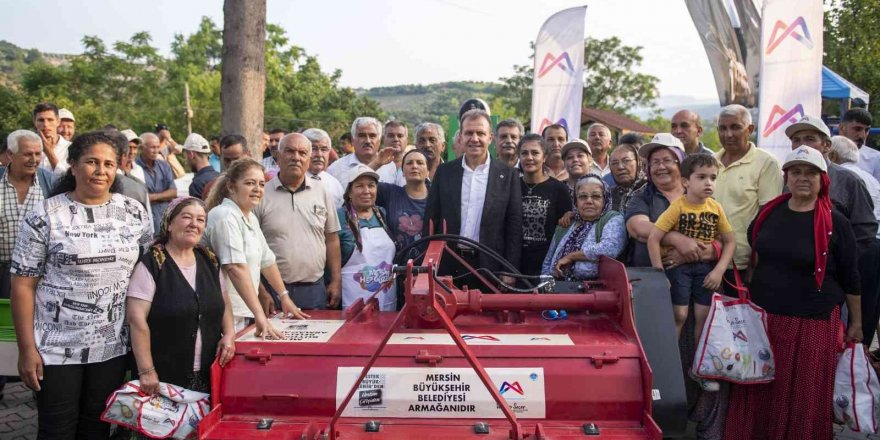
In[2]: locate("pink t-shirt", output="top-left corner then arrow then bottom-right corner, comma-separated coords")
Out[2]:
127,259 -> 228,372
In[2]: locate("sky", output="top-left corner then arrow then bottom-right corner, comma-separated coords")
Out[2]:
0,0 -> 720,102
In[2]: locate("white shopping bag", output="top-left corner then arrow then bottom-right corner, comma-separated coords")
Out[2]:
101,380 -> 210,439
692,289 -> 775,384
834,343 -> 880,433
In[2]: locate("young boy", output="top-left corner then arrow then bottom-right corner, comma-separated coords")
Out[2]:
647,153 -> 736,392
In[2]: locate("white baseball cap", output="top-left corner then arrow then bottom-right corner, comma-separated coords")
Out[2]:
346,164 -> 380,187
58,108 -> 75,122
784,115 -> 831,139
783,145 -> 827,173
120,129 -> 141,144
182,133 -> 210,154
639,133 -> 685,159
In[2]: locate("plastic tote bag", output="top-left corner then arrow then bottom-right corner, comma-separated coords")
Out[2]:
692,270 -> 775,383
101,380 -> 210,439
834,342 -> 880,433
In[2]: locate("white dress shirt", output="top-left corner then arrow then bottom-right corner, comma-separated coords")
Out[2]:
843,162 -> 880,238
39,136 -> 71,177
326,153 -> 398,189
460,155 -> 490,242
129,162 -> 146,183
858,146 -> 880,183
309,170 -> 344,208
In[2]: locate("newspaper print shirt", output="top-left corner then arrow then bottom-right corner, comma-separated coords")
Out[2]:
11,193 -> 152,365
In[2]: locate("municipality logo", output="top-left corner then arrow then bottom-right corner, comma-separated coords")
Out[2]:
499,381 -> 524,396
765,17 -> 813,54
537,118 -> 569,136
537,52 -> 575,78
762,104 -> 805,138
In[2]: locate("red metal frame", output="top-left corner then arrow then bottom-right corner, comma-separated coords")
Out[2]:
326,256 -> 523,439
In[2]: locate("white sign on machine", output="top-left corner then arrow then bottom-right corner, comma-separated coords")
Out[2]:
336,367 -> 546,419
236,318 -> 345,342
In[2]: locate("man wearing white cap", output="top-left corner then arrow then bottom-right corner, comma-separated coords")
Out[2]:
182,133 -> 220,200
57,108 -> 76,141
786,115 -> 880,345
119,129 -> 146,183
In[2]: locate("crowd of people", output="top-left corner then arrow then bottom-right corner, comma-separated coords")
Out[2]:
1,100 -> 879,439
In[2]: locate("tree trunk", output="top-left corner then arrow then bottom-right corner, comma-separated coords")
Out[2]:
221,0 -> 266,161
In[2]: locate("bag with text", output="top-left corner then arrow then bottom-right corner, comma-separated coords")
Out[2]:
101,380 -> 210,439
834,342 -> 880,433
692,269 -> 775,384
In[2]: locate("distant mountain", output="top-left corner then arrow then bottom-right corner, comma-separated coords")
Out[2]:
633,94 -> 722,121
359,81 -> 501,126
0,40 -> 72,87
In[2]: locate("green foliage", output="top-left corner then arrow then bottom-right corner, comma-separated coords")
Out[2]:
495,37 -> 660,124
824,0 -> 880,122
0,17 -> 384,140
364,81 -> 501,128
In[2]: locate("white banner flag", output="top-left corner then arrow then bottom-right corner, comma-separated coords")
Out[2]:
531,6 -> 587,139
757,0 -> 823,164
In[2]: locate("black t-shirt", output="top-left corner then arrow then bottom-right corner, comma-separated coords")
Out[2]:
748,205 -> 860,319
519,178 -> 571,275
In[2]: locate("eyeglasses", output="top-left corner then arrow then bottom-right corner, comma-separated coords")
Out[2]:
576,194 -> 604,202
610,158 -> 635,168
649,158 -> 678,168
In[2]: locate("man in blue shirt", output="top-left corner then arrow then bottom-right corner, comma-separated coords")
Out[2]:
136,132 -> 177,234
183,133 -> 220,200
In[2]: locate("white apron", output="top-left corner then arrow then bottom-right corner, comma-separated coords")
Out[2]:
341,226 -> 397,311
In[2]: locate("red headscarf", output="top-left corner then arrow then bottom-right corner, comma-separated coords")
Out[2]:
750,171 -> 832,291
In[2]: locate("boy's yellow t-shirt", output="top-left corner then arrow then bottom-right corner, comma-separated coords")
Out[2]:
655,196 -> 733,244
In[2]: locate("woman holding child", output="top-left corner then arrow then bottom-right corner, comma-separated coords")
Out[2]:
724,146 -> 862,440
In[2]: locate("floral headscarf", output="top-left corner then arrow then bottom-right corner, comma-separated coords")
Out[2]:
551,174 -> 612,277
150,196 -> 215,268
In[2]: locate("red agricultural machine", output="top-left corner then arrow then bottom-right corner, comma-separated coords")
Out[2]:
198,236 -> 687,439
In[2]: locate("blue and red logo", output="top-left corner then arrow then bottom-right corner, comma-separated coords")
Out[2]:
499,381 -> 524,396
765,17 -> 813,54
537,118 -> 569,136
462,334 -> 500,342
762,104 -> 804,138
537,52 -> 575,78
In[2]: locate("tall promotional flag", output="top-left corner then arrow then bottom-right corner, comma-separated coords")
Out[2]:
531,6 -> 587,138
758,0 -> 822,163
685,0 -> 762,108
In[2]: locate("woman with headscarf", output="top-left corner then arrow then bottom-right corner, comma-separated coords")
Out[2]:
337,165 -> 397,310
606,143 -> 647,213
724,146 -> 862,440
11,131 -> 152,439
127,197 -> 235,399
542,174 -> 627,280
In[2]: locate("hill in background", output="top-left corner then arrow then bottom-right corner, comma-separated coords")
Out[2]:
359,81 -> 501,126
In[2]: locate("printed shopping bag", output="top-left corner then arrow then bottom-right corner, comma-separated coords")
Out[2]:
834,343 -> 880,433
692,270 -> 775,384
101,380 -> 210,439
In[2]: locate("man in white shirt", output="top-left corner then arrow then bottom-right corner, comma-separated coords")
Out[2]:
423,109 -> 522,286
586,123 -> 612,177
32,103 -> 71,176
120,129 -> 146,183
842,108 -> 880,182
303,128 -> 344,208
326,117 -> 397,188
830,135 -> 880,237
377,120 -> 408,186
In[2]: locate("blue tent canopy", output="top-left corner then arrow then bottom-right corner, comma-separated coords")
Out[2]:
822,66 -> 870,103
